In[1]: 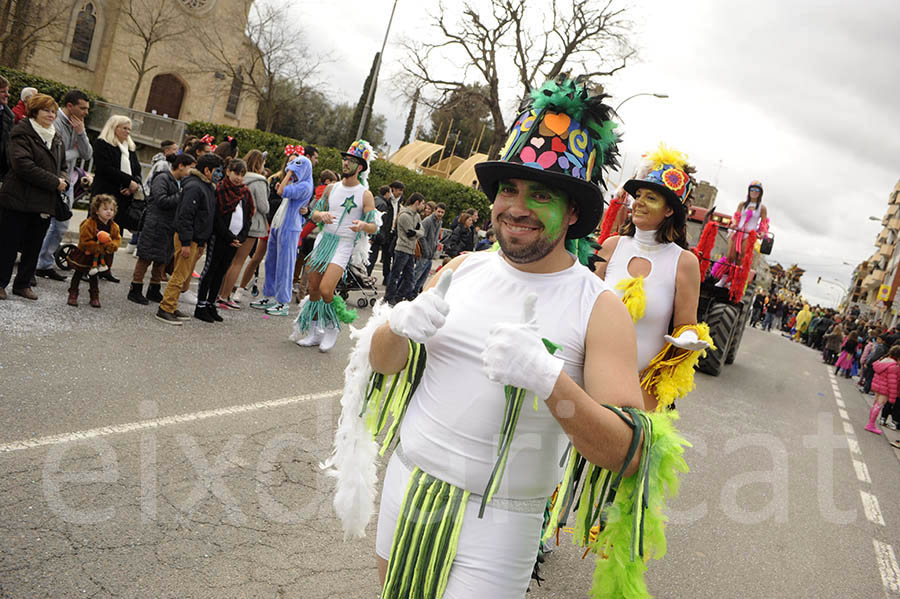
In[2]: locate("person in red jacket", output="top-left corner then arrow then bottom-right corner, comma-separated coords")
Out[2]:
865,345 -> 900,435
11,87 -> 36,123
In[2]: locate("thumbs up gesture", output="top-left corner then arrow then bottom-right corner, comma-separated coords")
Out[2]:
388,269 -> 453,343
481,293 -> 565,401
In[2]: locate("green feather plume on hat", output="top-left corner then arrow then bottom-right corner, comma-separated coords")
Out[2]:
527,74 -> 621,176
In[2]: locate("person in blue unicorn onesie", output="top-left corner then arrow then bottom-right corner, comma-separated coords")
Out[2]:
250,152 -> 313,316
290,139 -> 380,353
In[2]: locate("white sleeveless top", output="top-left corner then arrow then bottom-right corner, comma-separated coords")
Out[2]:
736,202 -> 762,233
400,250 -> 611,500
322,182 -> 366,239
605,230 -> 682,371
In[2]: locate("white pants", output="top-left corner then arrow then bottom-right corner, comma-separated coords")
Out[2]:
376,451 -> 544,599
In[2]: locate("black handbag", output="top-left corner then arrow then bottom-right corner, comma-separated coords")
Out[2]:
55,193 -> 73,221
124,198 -> 147,231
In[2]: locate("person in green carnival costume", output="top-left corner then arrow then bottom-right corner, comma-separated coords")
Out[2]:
290,140 -> 379,352
321,76 -> 691,598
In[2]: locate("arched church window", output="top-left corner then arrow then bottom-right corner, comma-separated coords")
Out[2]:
69,3 -> 97,63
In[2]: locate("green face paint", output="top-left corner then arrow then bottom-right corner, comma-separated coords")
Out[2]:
524,182 -> 568,240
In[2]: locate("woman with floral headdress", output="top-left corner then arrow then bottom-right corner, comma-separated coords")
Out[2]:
594,144 -> 712,411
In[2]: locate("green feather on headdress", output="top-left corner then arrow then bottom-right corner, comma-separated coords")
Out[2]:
527,74 -> 621,175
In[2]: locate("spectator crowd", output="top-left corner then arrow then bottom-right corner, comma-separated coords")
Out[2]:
0,77 -> 493,322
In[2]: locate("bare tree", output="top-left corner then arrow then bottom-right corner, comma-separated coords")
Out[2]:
400,0 -> 635,158
195,0 -> 326,132
0,0 -> 67,68
120,0 -> 191,108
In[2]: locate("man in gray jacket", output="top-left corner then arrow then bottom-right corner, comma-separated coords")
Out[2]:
384,192 -> 424,305
412,202 -> 445,295
35,89 -> 92,281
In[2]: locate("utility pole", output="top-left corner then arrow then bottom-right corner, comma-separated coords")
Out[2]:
356,0 -> 400,140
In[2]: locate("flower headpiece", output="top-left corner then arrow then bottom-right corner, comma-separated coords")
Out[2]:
623,143 -> 695,209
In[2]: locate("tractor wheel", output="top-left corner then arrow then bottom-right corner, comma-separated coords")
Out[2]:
697,301 -> 741,376
725,303 -> 751,364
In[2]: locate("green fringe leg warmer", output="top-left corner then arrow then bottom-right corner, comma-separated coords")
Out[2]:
294,297 -> 357,333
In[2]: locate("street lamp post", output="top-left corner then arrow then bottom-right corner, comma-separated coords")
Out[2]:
356,0 -> 400,140
614,92 -> 669,114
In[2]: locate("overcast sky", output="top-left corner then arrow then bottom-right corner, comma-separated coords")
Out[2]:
288,0 -> 899,307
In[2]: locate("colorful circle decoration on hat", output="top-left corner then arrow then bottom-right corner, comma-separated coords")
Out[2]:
623,143 -> 694,209
748,179 -> 763,190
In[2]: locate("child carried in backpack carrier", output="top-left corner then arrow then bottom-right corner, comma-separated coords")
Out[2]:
67,195 -> 121,308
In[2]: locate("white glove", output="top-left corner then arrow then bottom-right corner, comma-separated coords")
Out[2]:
664,328 -> 710,352
482,294 -> 565,401
388,269 -> 453,343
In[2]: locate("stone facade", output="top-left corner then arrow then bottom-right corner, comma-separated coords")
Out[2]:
22,0 -> 258,129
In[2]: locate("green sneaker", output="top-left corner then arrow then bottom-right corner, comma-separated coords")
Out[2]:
265,303 -> 289,316
250,297 -> 274,310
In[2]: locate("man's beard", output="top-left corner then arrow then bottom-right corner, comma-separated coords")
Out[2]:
494,213 -> 566,264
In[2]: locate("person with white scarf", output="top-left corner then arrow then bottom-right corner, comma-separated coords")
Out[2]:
0,93 -> 66,301
90,115 -> 142,283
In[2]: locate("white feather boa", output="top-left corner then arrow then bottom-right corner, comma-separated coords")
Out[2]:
320,300 -> 395,540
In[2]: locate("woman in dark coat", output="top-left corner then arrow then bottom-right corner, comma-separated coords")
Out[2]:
128,153 -> 196,304
0,94 -> 66,300
92,115 -> 142,232
444,213 -> 475,258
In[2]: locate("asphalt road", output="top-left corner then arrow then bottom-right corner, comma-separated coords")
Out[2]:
2,257 -> 899,598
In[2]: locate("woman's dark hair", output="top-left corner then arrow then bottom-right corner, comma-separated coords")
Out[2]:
888,345 -> 900,360
214,140 -> 238,159
742,185 -> 764,211
226,158 -> 247,175
621,203 -> 688,248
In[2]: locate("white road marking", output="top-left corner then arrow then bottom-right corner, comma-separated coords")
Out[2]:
874,540 -> 900,593
853,459 -> 871,484
843,421 -> 856,436
848,438 -> 862,455
861,490 -> 886,526
838,408 -> 850,420
836,398 -> 846,408
0,389 -> 343,453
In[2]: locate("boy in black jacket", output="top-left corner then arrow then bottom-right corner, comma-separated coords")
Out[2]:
156,153 -> 223,325
194,158 -> 253,322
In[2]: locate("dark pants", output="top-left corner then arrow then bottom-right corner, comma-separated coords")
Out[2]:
385,250 -> 417,303
197,236 -> 238,308
860,364 -> 875,393
0,209 -> 51,290
69,270 -> 99,294
368,234 -> 395,280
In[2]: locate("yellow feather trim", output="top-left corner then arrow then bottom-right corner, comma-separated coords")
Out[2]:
645,143 -> 690,171
639,323 -> 716,410
615,276 -> 646,323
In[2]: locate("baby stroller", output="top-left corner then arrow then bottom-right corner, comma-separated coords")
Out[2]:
336,259 -> 379,308
54,167 -> 94,272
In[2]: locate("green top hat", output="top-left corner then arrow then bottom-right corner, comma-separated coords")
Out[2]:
475,75 -> 620,239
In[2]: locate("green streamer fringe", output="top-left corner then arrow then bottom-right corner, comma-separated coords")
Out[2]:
294,298 -> 339,333
361,340 -> 427,455
542,409 -> 690,598
306,230 -> 341,273
381,467 -> 470,599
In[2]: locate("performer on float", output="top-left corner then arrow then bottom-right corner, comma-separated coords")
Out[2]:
594,145 -> 712,411
291,140 -> 378,352
250,148 -> 313,316
321,76 -> 691,599
711,180 -> 769,296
